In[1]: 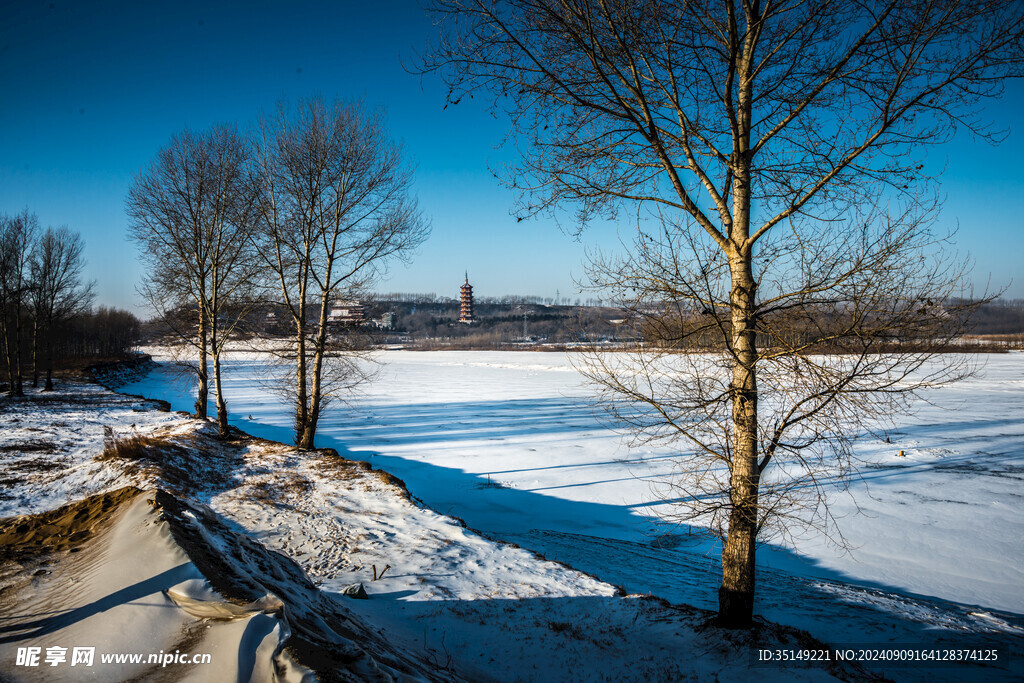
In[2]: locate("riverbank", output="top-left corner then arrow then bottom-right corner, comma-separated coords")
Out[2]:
0,374 -> 878,681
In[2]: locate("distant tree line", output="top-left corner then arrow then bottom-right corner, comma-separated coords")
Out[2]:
58,307 -> 142,359
188,295 -> 1022,351
958,298 -> 1024,336
1,209 -> 140,395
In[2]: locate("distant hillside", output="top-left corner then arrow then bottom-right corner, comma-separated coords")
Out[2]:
364,299 -> 629,348
140,297 -> 1024,350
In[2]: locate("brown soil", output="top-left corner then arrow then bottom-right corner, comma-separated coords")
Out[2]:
0,486 -> 143,563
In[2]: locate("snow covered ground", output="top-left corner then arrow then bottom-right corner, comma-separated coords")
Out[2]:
116,349 -> 1024,675
1,379 -> 861,681
0,382 -> 181,518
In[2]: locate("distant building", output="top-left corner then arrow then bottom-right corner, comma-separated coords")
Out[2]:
459,273 -> 475,323
263,309 -> 287,334
328,300 -> 365,325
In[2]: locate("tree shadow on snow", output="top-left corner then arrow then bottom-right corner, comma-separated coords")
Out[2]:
120,363 -> 1024,669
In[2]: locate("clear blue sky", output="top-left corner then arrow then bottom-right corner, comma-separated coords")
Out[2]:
2,0 -> 1022,314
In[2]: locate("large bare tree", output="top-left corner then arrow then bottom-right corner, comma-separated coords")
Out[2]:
0,210 -> 38,397
28,226 -> 94,390
251,97 -> 428,449
127,125 -> 256,435
421,0 -> 1024,626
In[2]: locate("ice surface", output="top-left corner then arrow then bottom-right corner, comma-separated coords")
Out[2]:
121,350 -> 1024,618
4,350 -> 1023,680
121,352 -> 1024,626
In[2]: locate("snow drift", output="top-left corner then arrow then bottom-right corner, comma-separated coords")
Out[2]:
0,486 -> 442,681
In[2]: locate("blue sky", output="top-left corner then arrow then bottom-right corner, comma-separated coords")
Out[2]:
2,0 -> 1022,313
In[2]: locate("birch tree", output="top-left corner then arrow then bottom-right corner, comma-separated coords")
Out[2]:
421,0 -> 1024,627
251,97 -> 428,449
127,125 -> 255,435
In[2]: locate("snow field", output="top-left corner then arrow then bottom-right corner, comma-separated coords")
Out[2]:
1,380 -> 859,680
123,350 -> 1024,616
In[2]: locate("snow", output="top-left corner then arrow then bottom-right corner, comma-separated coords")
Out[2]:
3,348 -> 1022,679
0,382 -> 180,518
122,350 -> 1024,613
0,379 -> 856,681
119,349 -> 1024,673
0,489 -> 309,682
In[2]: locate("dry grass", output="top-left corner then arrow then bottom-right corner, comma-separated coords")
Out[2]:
95,427 -> 243,495
312,450 -> 373,482
312,449 -> 411,494
372,469 -> 408,492
97,427 -> 167,462
547,621 -> 586,640
0,440 -> 59,454
248,474 -> 313,508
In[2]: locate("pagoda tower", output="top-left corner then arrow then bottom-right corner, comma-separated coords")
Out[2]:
459,272 -> 475,323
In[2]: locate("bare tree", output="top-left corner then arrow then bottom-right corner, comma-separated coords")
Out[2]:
28,226 -> 95,389
127,125 -> 256,435
251,97 -> 429,449
421,0 -> 1024,626
0,210 -> 38,397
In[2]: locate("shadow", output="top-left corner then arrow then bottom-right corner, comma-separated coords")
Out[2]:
360,589 -> 419,600
502,528 -> 1024,648
524,475 -> 655,492
316,434 -> 1024,644
117,360 -> 1024,673
0,564 -> 195,643
485,453 -> 681,477
342,592 -> 1024,682
318,397 -> 610,446
237,613 -> 279,682
894,417 -> 1024,436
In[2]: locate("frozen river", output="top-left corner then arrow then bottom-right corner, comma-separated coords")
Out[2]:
122,349 -> 1024,621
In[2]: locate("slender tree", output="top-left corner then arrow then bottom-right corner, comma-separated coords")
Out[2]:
251,97 -> 429,449
0,210 -> 38,396
28,226 -> 94,389
127,125 -> 255,435
421,0 -> 1024,626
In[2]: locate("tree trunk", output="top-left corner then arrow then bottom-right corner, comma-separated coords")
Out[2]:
43,318 -> 54,391
297,422 -> 315,450
302,362 -> 322,450
209,312 -> 230,437
31,319 -> 39,388
298,339 -> 321,450
299,294 -> 332,451
295,319 -> 311,449
12,301 -> 24,396
719,249 -> 760,628
211,349 -> 229,437
719,66 -> 759,625
195,313 -> 209,419
2,317 -> 14,397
